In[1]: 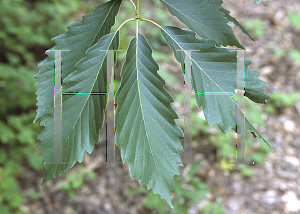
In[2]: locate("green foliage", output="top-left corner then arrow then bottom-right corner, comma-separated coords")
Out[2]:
0,64 -> 36,118
0,166 -> 24,213
34,0 -> 272,208
161,26 -> 271,148
0,0 -> 86,212
0,0 -> 81,66
272,48 -> 300,63
270,91 -> 300,107
240,165 -> 254,177
115,33 -> 184,208
244,19 -> 265,39
26,189 -> 41,200
113,0 -> 174,63
244,97 -> 265,127
289,49 -> 300,62
273,49 -> 286,58
59,165 -> 96,199
212,132 -> 236,159
202,201 -> 227,214
142,161 -> 229,213
288,12 -> 300,28
143,162 -> 212,214
272,11 -> 300,62
144,190 -> 169,214
33,0 -> 122,123
209,0 -> 256,42
38,30 -> 120,186
159,0 -> 245,49
111,2 -> 135,61
0,63 -> 42,213
173,93 -> 210,136
125,185 -> 148,196
265,91 -> 300,115
210,96 -> 273,172
0,110 -> 42,169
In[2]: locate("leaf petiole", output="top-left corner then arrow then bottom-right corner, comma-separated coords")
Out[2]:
129,0 -> 137,14
140,17 -> 163,30
136,19 -> 138,36
115,17 -> 136,32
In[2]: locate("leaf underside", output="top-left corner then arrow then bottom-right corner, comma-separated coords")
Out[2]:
34,0 -> 122,123
161,26 -> 272,149
115,33 -> 184,208
39,31 -> 119,186
36,0 -> 121,186
159,0 -> 245,49
208,0 -> 256,42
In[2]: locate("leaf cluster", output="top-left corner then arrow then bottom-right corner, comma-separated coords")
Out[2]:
34,0 -> 272,208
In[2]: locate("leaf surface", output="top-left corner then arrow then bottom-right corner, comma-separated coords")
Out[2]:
38,31 -> 119,186
159,0 -> 244,49
208,0 -> 256,42
34,0 -> 122,122
161,26 -> 272,149
115,33 -> 184,207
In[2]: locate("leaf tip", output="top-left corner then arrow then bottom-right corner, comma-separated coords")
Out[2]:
41,180 -> 46,187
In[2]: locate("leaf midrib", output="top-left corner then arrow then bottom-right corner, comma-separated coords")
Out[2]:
161,0 -> 225,40
62,33 -> 118,151
85,0 -> 117,55
161,27 -> 241,111
135,33 -> 164,189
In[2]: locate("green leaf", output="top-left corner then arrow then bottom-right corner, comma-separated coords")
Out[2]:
3,161 -> 21,176
161,26 -> 272,149
0,121 -> 14,144
34,0 -> 122,122
144,190 -> 168,214
240,165 -> 254,177
0,205 -> 10,214
212,202 -> 226,214
271,91 -> 300,107
208,0 -> 256,42
186,161 -> 201,177
26,189 -> 41,200
289,49 -> 300,62
244,19 -> 265,39
184,177 -> 210,204
159,0 -> 244,49
288,12 -> 300,28
115,33 -> 184,208
172,200 -> 189,214
25,151 -> 43,171
38,31 -> 119,186
0,150 -> 7,164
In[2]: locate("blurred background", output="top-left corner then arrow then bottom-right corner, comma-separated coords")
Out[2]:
0,0 -> 300,213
